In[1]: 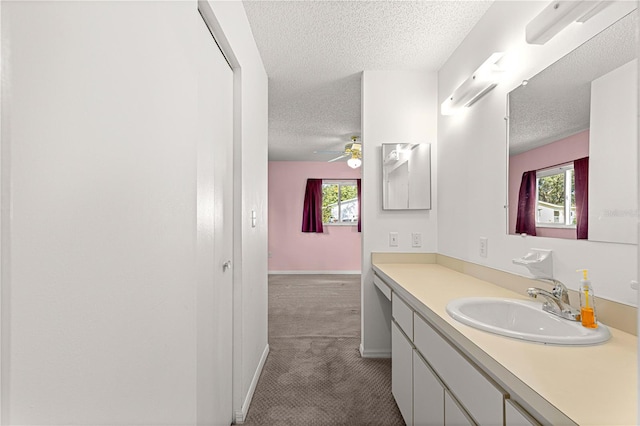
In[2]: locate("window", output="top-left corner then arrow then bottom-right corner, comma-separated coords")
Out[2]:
536,164 -> 576,227
322,180 -> 358,224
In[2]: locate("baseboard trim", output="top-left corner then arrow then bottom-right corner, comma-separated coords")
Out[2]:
359,343 -> 391,359
234,344 -> 270,424
268,270 -> 361,275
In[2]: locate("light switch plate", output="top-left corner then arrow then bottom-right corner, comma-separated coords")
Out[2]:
389,232 -> 399,247
412,233 -> 422,248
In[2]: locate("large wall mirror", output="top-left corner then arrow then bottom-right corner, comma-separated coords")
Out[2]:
382,143 -> 431,210
507,11 -> 637,244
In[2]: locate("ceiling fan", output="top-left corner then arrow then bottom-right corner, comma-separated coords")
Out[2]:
316,136 -> 362,168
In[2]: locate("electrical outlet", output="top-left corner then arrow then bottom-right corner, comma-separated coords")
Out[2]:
412,233 -> 422,248
479,237 -> 488,258
389,232 -> 399,247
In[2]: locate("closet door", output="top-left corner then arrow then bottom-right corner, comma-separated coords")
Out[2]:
195,9 -> 234,426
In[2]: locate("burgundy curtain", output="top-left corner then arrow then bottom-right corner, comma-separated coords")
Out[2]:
574,157 -> 589,240
515,171 -> 537,236
357,179 -> 362,232
301,179 -> 324,233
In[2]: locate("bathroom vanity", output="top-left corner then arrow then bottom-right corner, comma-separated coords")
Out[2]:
373,258 -> 637,425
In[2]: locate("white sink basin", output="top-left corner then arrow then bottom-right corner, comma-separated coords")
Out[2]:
446,297 -> 611,345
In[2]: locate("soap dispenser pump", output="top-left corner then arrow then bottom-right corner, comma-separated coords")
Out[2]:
577,269 -> 598,329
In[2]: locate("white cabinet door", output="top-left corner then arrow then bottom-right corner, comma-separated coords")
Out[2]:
392,321 -> 413,425
414,314 -> 505,425
413,351 -> 445,426
445,391 -> 474,426
506,400 -> 540,426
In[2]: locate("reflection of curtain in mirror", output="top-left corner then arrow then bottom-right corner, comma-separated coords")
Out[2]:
357,179 -> 361,233
574,157 -> 589,240
515,171 -> 537,236
301,178 -> 324,233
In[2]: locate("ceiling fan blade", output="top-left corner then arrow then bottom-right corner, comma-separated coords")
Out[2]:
328,153 -> 349,162
314,150 -> 345,154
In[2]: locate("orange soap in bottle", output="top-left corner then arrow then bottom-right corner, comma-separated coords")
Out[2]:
577,269 -> 598,329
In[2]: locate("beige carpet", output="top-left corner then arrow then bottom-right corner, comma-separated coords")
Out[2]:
241,274 -> 405,426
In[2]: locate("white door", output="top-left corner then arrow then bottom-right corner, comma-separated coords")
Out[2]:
195,12 -> 234,426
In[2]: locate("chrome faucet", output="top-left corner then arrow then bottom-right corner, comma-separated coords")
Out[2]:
527,279 -> 580,321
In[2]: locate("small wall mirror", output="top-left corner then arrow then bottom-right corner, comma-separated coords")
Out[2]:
382,143 -> 431,210
507,11 -> 637,244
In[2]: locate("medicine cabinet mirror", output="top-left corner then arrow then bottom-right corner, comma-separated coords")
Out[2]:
382,143 -> 431,210
507,11 -> 637,244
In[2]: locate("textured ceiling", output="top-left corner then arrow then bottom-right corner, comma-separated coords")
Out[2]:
509,11 -> 637,155
242,1 -> 494,161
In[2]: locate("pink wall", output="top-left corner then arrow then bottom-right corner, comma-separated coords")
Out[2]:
509,130 -> 589,239
268,161 -> 362,272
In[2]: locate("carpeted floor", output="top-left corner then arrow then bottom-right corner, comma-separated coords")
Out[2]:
241,274 -> 405,426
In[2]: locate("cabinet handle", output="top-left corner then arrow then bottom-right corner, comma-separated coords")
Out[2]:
223,260 -> 232,271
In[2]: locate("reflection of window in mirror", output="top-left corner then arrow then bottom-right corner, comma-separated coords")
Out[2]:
536,164 -> 575,228
510,132 -> 588,240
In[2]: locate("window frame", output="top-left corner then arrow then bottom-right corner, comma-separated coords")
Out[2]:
321,179 -> 359,226
535,163 -> 576,229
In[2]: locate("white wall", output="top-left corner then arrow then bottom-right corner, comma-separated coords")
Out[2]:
438,2 -> 637,306
2,2 -> 199,423
361,71 -> 438,357
204,2 -> 270,421
1,0 -> 268,424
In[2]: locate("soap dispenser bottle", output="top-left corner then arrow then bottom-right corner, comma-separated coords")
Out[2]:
577,269 -> 598,329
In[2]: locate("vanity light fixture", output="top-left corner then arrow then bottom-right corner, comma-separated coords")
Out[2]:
441,52 -> 505,116
384,149 -> 399,164
526,1 -> 612,45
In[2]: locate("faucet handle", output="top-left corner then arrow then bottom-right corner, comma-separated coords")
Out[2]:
551,281 -> 570,305
551,283 -> 565,296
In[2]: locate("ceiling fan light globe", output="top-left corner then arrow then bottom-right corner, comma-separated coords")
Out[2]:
347,158 -> 362,169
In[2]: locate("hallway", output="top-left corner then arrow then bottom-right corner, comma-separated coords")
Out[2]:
243,275 -> 404,425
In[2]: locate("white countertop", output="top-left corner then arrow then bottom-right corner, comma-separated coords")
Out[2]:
373,262 -> 637,426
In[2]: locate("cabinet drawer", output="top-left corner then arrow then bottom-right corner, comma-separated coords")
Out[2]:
392,293 -> 413,339
373,274 -> 391,301
414,313 -> 505,426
